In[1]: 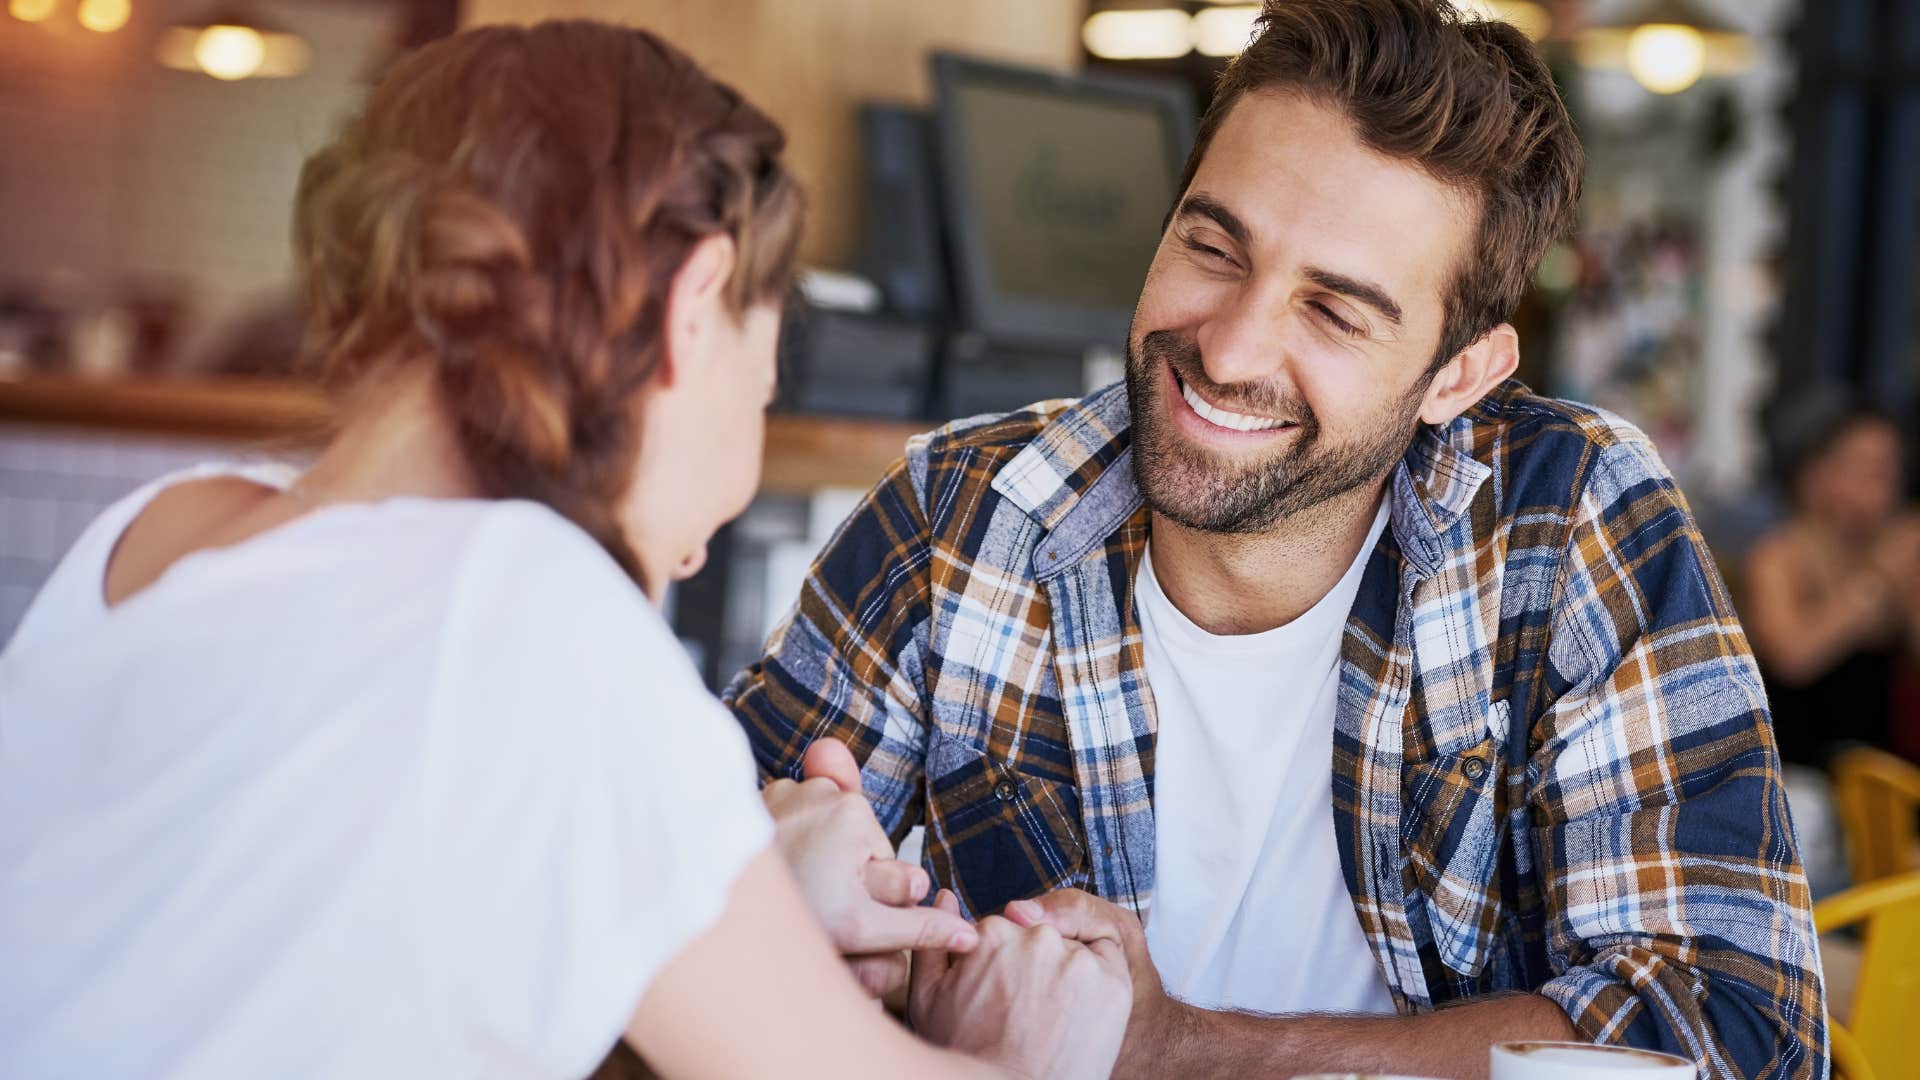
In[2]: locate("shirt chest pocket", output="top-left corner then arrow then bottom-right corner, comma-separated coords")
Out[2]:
1401,698 -> 1509,978
925,741 -> 1087,916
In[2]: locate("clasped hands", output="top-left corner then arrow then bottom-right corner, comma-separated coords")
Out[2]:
762,739 -> 1137,1078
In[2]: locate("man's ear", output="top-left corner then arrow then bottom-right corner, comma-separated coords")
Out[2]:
1419,323 -> 1519,426
659,233 -> 738,390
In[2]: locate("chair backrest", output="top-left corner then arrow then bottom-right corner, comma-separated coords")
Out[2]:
1830,1017 -> 1877,1080
1815,872 -> 1920,1080
1831,748 -> 1920,885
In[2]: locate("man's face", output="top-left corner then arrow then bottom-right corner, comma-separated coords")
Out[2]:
1127,91 -> 1477,533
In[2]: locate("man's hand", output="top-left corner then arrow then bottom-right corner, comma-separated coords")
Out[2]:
910,891 -> 1133,1080
761,739 -> 976,997
1004,888 -> 1178,1080
1005,888 -> 1584,1080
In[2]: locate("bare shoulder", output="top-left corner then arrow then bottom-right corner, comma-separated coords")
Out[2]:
103,475 -> 290,606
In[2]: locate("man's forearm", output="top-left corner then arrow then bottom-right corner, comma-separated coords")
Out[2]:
1134,992 -> 1578,1080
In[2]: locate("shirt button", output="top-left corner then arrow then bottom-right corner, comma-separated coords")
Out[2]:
1462,757 -> 1488,781
994,779 -> 1018,801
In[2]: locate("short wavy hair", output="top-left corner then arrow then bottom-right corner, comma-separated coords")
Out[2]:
1182,0 -> 1584,369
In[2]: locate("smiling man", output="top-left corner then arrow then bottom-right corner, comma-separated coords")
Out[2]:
727,1 -> 1824,1077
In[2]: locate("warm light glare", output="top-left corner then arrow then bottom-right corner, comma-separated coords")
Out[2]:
1455,0 -> 1551,42
194,24 -> 265,81
1627,23 -> 1707,94
9,0 -> 58,23
1191,5 -> 1261,57
1082,9 -> 1192,61
75,0 -> 128,32
158,24 -> 310,79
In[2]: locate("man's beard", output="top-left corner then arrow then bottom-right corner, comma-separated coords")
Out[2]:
1124,329 -> 1428,534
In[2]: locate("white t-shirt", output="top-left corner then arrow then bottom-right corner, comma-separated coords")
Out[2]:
1138,499 -> 1397,1016
0,467 -> 772,1078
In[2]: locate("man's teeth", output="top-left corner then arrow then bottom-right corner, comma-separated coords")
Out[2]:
1180,379 -> 1291,432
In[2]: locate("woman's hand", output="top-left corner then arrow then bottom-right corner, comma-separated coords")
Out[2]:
761,740 -> 977,997
1876,514 -> 1920,646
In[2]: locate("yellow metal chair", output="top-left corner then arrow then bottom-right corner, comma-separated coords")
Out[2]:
1829,1018 -> 1875,1080
1814,871 -> 1920,1080
1830,748 -> 1920,885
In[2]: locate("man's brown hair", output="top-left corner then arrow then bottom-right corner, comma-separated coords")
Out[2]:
1180,0 -> 1584,369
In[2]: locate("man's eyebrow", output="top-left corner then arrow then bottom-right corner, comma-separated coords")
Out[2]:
1175,192 -> 1251,249
1303,267 -> 1405,327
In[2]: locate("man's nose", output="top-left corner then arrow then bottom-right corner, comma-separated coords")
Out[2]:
1196,294 -> 1289,389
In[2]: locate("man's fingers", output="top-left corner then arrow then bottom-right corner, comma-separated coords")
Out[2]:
801,738 -> 863,794
1003,888 -> 1129,946
847,952 -> 910,999
846,892 -> 979,954
1002,897 -> 1045,927
862,858 -> 930,908
1084,935 -> 1130,977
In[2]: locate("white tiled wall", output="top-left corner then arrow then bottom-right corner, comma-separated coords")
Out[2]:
0,423 -> 289,646
0,3 -> 395,369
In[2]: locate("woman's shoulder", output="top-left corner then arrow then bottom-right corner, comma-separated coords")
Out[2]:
437,499 -> 696,691
1746,518 -> 1816,569
457,500 -> 654,620
426,500 -> 747,820
8,461 -> 299,651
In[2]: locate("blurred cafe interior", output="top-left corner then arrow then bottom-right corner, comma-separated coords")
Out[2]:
3,0 -> 1920,1054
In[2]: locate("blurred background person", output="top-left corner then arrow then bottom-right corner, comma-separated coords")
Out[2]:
1746,395 -> 1920,770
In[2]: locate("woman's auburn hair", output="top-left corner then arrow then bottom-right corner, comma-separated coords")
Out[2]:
293,20 -> 804,582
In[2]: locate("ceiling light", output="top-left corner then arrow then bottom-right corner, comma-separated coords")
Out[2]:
75,0 -> 128,32
9,0 -> 58,23
156,6 -> 309,80
1082,9 -> 1192,61
1625,24 -> 1706,94
1192,5 -> 1262,57
194,24 -> 263,79
1577,0 -> 1752,95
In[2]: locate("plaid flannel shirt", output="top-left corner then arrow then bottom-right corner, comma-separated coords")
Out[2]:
726,379 -> 1825,1078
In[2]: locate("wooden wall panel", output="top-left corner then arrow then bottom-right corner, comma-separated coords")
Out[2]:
461,0 -> 1084,268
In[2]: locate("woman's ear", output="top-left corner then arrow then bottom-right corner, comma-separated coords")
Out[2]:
1419,323 -> 1520,426
659,234 -> 738,389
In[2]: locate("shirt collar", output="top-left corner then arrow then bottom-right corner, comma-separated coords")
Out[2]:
993,380 -> 1496,581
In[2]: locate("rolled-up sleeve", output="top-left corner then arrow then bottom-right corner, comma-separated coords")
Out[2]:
1531,437 -> 1827,1080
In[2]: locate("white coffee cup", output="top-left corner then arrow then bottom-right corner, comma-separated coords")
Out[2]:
1491,1041 -> 1695,1080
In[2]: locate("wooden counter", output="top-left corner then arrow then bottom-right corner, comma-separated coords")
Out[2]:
0,374 -> 925,495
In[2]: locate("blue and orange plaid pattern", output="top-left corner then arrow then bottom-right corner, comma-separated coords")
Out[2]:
726,379 -> 1825,1078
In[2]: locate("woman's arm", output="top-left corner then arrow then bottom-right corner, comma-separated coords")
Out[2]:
624,849 -> 1130,1080
1880,514 -> 1920,659
1744,532 -> 1892,684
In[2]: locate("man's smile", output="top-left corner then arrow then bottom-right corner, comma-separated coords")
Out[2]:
1165,359 -> 1300,443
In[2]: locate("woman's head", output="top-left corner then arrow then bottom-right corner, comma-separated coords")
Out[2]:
1776,394 -> 1907,533
294,21 -> 803,592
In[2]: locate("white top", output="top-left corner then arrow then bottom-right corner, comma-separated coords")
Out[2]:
0,467 -> 772,1078
1138,498 -> 1397,1016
